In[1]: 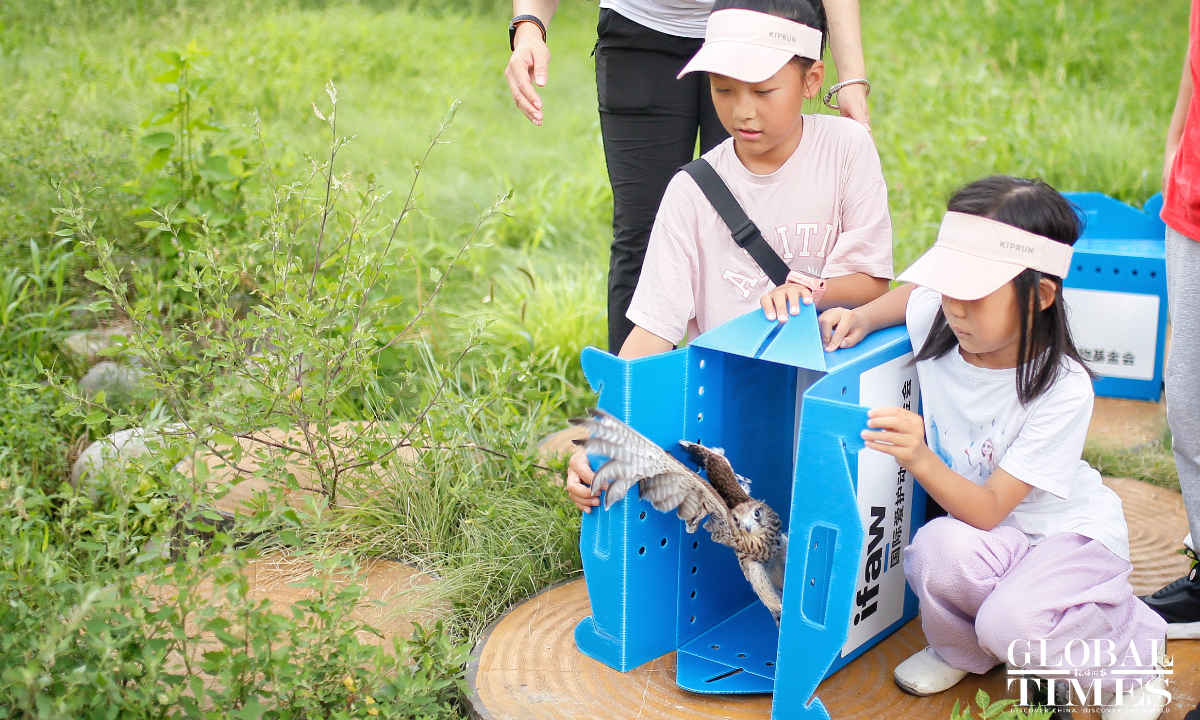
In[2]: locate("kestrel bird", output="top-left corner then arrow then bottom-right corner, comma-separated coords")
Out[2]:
571,408 -> 789,625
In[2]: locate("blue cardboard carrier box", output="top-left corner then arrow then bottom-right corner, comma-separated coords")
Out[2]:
573,305 -> 929,720
1062,192 -> 1169,402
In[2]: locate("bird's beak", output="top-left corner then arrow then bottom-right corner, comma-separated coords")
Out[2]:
741,518 -> 756,532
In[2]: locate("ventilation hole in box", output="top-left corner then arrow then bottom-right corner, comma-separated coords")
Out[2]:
690,615 -> 696,623
697,412 -> 704,421
638,546 -> 646,555
737,653 -> 747,658
699,359 -> 706,369
639,511 -> 647,520
765,661 -> 774,667
690,590 -> 697,599
1114,268 -> 1120,274
1152,271 -> 1158,278
1095,266 -> 1102,273
705,668 -> 743,683
711,644 -> 720,650
1076,264 -> 1083,272
1133,269 -> 1139,276
660,538 -> 668,547
812,541 -> 818,549
692,566 -> 698,574
698,386 -> 705,396
840,386 -> 848,396
693,541 -> 699,550
810,578 -> 815,586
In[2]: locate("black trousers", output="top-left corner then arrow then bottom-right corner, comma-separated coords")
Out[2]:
595,8 -> 728,352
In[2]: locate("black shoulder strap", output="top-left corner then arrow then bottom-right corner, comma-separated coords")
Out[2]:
681,158 -> 792,287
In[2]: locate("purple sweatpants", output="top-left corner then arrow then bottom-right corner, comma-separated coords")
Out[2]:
904,517 -> 1167,692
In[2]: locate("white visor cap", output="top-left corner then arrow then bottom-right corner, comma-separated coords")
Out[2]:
678,8 -> 823,84
897,212 -> 1075,301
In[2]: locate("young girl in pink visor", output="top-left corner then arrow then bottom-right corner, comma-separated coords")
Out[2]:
770,177 -> 1168,719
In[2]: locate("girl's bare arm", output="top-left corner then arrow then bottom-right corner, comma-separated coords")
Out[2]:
863,407 -> 1034,531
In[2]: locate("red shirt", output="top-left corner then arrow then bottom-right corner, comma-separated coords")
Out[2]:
1163,0 -> 1200,240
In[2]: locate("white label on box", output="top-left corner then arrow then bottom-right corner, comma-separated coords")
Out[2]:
843,353 -> 919,658
1063,288 -> 1159,382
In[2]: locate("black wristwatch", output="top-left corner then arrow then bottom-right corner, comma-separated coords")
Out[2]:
509,14 -> 547,51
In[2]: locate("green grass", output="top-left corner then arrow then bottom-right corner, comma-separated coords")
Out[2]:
1085,427 -> 1181,493
0,0 -> 1188,336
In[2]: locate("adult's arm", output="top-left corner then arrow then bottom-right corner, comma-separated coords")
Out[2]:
1165,7 -> 1195,198
505,0 -> 561,125
824,0 -> 871,130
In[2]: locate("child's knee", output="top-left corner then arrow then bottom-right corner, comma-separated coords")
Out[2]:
904,518 -> 1025,596
905,518 -> 987,580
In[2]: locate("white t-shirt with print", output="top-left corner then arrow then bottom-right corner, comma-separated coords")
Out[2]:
906,286 -> 1130,561
627,114 -> 893,345
600,0 -> 714,38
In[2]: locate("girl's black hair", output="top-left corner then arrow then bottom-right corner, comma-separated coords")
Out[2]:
711,0 -> 827,62
913,176 -> 1092,405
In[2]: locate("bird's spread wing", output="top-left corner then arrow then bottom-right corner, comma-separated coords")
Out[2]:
679,440 -> 752,509
571,409 -> 729,533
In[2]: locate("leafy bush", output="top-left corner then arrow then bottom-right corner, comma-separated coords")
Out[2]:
27,52 -> 582,711
0,363 -> 74,486
0,473 -> 470,719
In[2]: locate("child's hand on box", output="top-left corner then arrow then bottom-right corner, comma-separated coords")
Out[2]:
760,283 -> 816,322
818,307 -> 872,352
567,450 -> 607,513
862,407 -> 933,471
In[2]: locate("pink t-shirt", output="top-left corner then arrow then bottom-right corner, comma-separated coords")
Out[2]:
627,114 -> 893,345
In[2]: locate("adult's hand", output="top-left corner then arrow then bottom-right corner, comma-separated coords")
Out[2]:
834,81 -> 871,132
505,22 -> 551,126
824,0 -> 872,133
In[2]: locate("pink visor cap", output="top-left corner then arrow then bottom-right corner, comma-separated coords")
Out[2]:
678,8 -> 823,84
897,212 -> 1074,301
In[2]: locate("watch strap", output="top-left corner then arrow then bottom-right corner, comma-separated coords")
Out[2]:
510,14 -> 546,51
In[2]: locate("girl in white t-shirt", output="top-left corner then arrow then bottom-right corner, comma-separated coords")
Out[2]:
567,0 -> 893,512
795,177 -> 1168,718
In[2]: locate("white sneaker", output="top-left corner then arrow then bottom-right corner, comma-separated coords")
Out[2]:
1100,675 -> 1168,720
893,647 -> 969,696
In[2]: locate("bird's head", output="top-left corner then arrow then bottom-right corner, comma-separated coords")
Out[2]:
734,500 -> 781,540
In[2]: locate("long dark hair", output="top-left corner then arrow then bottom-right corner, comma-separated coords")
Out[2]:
711,0 -> 827,64
913,176 -> 1091,405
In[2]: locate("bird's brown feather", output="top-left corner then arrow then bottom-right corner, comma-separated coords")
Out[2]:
679,441 -> 751,508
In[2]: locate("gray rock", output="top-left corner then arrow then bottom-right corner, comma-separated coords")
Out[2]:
62,324 -> 131,365
70,424 -> 184,487
78,362 -> 148,401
